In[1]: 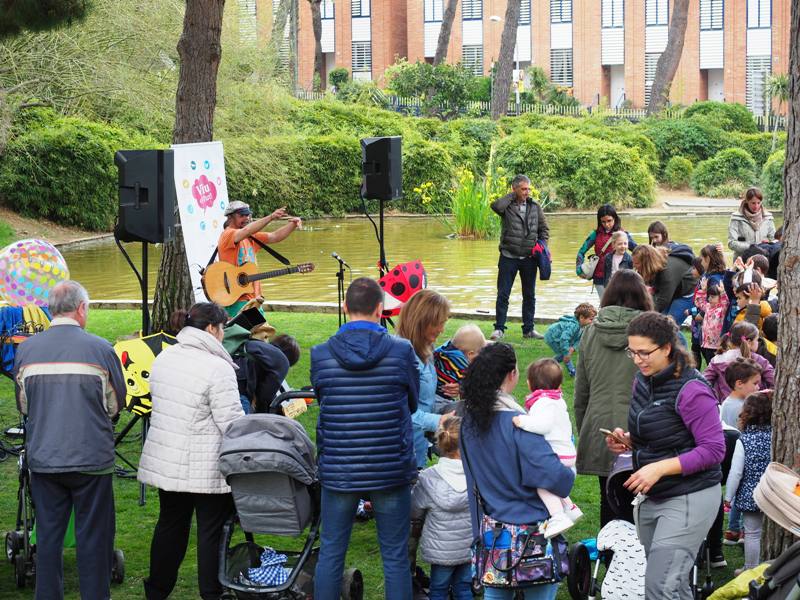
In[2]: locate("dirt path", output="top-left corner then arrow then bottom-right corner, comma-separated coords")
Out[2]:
0,206 -> 106,246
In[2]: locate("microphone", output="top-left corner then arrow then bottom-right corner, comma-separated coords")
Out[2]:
331,252 -> 350,269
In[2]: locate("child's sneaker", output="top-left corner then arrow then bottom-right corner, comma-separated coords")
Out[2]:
543,513 -> 575,539
723,530 -> 742,545
566,504 -> 584,523
566,362 -> 576,377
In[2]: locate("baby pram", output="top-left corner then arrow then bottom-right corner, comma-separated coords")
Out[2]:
217,412 -> 363,599
568,452 -> 714,600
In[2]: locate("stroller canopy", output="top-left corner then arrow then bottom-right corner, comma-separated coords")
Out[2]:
219,414 -> 317,486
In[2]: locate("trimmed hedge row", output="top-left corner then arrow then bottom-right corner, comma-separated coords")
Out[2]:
494,129 -> 655,208
691,148 -> 758,197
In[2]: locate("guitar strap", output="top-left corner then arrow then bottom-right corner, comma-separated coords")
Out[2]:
203,235 -> 291,272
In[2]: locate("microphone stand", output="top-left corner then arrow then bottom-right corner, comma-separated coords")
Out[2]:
332,253 -> 350,327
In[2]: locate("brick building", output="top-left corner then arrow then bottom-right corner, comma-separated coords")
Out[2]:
282,0 -> 790,113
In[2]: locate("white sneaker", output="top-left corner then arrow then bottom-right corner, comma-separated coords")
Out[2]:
543,513 -> 575,539
566,505 -> 584,523
489,329 -> 504,341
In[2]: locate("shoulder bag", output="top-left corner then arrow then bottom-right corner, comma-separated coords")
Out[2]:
461,425 -> 569,589
579,235 -> 614,280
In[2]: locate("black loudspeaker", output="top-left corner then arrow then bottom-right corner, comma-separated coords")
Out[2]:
361,136 -> 402,200
114,150 -> 177,243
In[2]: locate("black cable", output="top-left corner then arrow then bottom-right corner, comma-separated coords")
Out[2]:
360,192 -> 384,273
113,220 -> 145,292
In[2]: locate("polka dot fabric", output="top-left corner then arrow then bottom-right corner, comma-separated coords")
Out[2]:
0,239 -> 70,307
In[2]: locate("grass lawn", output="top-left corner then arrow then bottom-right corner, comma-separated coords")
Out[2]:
0,310 -> 744,598
0,220 -> 14,248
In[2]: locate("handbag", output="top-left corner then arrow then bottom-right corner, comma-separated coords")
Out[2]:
532,240 -> 552,281
578,235 -> 614,280
461,426 -> 569,589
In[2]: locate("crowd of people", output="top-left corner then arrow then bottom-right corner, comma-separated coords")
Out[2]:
10,181 -> 785,600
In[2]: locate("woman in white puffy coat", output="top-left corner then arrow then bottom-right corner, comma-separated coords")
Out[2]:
728,188 -> 776,259
138,302 -> 243,600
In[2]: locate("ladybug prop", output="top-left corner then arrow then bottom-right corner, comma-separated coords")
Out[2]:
378,261 -> 427,317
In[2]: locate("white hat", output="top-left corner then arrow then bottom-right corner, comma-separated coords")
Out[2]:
224,201 -> 252,217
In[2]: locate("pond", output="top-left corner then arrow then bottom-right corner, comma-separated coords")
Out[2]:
61,213 -> 780,318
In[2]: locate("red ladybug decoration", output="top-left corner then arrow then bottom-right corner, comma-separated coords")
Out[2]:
378,261 -> 427,317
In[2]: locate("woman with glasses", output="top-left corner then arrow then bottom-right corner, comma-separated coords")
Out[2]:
607,312 -> 725,600
574,269 -> 654,527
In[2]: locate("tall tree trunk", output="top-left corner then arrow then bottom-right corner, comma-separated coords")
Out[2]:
490,0 -> 520,120
308,0 -> 324,89
764,0 -> 800,560
433,0 -> 458,66
151,0 -> 225,332
646,0 -> 689,114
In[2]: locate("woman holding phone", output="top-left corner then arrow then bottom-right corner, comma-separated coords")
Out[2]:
606,311 -> 725,599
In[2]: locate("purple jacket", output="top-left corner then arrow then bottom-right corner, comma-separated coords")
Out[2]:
703,349 -> 774,402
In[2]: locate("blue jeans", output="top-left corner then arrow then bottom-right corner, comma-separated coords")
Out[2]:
314,486 -> 411,600
494,255 -> 538,334
729,501 -> 743,533
483,583 -> 559,600
553,354 -> 576,376
429,563 -> 472,600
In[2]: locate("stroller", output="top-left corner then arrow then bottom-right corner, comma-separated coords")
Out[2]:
217,412 -> 363,600
3,426 -> 125,588
568,452 -> 714,600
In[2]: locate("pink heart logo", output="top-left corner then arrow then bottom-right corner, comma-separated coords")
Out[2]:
192,175 -> 217,211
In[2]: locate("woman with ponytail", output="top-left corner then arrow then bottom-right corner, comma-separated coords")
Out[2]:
606,312 -> 724,599
460,343 -> 574,600
139,302 -> 244,600
704,321 -> 774,402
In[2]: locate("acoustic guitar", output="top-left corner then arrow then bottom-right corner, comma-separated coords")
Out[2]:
202,261 -> 315,306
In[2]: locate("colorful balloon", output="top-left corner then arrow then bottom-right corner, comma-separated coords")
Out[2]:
0,239 -> 70,307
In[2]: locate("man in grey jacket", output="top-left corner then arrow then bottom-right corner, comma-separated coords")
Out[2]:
14,280 -> 125,600
490,174 -> 549,340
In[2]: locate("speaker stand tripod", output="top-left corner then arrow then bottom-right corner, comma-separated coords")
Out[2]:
113,231 -> 152,506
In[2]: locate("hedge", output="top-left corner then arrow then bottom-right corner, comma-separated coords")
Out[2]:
494,129 -> 654,208
691,148 -> 758,197
683,101 -> 758,133
761,150 -> 785,207
664,156 -> 693,189
727,131 -> 786,169
640,117 -> 730,176
0,110 -> 160,231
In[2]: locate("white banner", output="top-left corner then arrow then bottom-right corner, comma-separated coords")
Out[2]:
172,141 -> 229,302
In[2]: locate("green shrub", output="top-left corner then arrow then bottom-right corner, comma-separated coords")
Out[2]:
727,131 -> 786,168
0,113 -> 160,230
761,150 -> 785,207
640,117 -> 730,176
691,148 -> 758,197
0,220 -> 13,247
401,138 -> 457,212
328,67 -> 349,88
494,129 -> 654,208
440,118 -> 499,171
664,156 -> 693,189
684,101 -> 758,133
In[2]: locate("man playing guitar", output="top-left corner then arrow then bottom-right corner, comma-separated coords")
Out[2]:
217,201 -> 302,315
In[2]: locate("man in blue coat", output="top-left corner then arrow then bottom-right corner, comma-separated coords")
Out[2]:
311,277 -> 420,599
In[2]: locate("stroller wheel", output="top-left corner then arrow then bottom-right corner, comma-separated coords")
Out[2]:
14,553 -> 26,588
341,568 -> 363,600
5,531 -> 22,563
567,542 -> 592,600
111,549 -> 125,584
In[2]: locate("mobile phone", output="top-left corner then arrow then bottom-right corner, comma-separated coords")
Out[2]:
599,428 -> 632,449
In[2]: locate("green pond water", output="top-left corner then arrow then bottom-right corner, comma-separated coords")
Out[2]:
61,213 -> 779,318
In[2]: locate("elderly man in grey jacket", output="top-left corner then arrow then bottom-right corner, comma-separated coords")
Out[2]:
14,280 -> 125,600
490,174 -> 549,341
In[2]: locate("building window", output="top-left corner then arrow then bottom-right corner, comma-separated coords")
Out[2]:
746,56 -> 771,115
644,52 -> 660,105
462,44 -> 483,75
462,0 -> 482,20
550,48 -> 573,86
352,41 -> 372,73
424,0 -> 443,22
351,0 -> 369,18
519,0 -> 531,25
700,0 -> 723,30
645,0 -> 668,26
321,0 -> 334,19
602,0 -> 624,28
551,0 -> 572,23
747,0 -> 771,28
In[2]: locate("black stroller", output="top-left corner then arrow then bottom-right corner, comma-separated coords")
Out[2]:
217,412 -> 363,599
568,452 -> 714,600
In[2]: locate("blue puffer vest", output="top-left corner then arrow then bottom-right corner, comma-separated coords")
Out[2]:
311,321 -> 420,492
629,365 -> 722,499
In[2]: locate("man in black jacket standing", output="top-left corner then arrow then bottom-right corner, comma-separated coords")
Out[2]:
490,174 -> 549,341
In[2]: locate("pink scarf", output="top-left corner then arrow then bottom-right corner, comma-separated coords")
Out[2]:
524,389 -> 562,411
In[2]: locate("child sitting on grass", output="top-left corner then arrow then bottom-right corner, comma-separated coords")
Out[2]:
411,416 -> 472,600
543,302 -> 597,377
512,358 -> 582,538
433,324 -> 487,400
